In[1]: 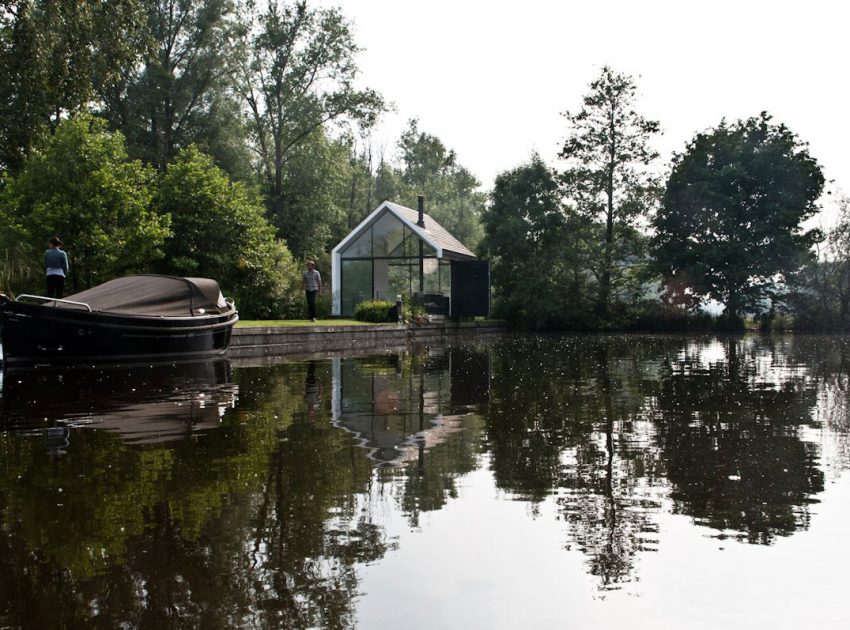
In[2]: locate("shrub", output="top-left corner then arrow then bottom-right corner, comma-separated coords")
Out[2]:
354,299 -> 394,323
282,291 -> 332,320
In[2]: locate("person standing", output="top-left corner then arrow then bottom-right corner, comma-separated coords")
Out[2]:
44,236 -> 69,299
303,260 -> 322,322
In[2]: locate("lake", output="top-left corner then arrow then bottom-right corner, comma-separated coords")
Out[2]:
1,334 -> 849,629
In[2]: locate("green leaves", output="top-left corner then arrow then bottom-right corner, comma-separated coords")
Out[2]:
559,66 -> 661,318
653,112 -> 825,320
0,0 -> 147,172
155,145 -> 299,317
0,115 -> 169,291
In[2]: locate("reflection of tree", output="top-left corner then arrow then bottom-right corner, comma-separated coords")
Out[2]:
654,337 -> 824,543
0,361 -> 392,628
785,336 -> 850,472
486,336 -> 667,590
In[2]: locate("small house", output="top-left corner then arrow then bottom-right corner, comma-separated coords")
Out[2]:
331,197 -> 489,318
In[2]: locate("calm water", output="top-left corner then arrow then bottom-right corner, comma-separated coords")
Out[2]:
1,335 -> 850,629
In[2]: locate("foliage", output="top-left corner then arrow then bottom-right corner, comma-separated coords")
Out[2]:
154,146 -> 300,317
785,195 -> 850,331
277,129 -> 352,259
482,154 -> 596,329
0,115 -> 169,292
0,0 -> 146,173
654,112 -> 825,323
396,119 -> 485,251
353,299 -> 394,322
235,0 -> 384,222
98,0 -> 246,173
281,290 -> 332,320
559,66 -> 661,319
0,242 -> 41,297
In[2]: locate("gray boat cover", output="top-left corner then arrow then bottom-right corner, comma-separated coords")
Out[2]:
61,275 -> 229,316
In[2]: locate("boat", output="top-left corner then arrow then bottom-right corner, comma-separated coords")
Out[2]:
0,275 -> 238,366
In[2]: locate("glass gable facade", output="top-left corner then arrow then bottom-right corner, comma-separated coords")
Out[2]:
336,209 -> 448,316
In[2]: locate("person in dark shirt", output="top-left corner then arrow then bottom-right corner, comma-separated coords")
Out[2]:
44,236 -> 69,299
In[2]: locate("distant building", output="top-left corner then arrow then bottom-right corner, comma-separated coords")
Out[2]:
331,198 -> 489,317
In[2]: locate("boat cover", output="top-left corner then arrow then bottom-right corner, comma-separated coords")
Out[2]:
60,275 -> 229,317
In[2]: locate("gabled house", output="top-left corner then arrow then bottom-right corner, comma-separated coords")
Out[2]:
331,197 -> 488,317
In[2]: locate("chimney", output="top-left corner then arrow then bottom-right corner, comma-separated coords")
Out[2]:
417,195 -> 426,228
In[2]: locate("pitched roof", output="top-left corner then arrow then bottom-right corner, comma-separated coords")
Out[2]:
382,201 -> 476,259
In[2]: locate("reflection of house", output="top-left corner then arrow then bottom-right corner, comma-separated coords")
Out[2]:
330,348 -> 490,466
331,198 -> 489,317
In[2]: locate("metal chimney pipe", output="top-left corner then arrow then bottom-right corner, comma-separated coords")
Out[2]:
417,195 -> 425,227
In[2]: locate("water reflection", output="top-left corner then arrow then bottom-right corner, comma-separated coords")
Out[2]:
1,361 -> 237,437
332,347 -> 489,466
0,335 -> 849,626
655,337 -> 824,543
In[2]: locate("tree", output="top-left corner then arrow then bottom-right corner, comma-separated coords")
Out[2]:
482,154 -> 592,328
0,115 -> 169,291
155,146 -> 300,317
98,0 -> 245,172
786,195 -> 850,331
235,0 -> 384,222
559,66 -> 661,319
653,112 -> 825,323
0,0 -> 146,173
396,119 -> 485,250
276,128 -> 352,260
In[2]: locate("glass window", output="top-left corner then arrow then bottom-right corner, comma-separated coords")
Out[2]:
424,258 -> 440,293
402,227 -> 437,258
341,260 -> 372,315
372,211 -> 405,257
341,228 -> 372,258
402,227 -> 418,257
440,261 -> 452,295
389,261 -> 415,298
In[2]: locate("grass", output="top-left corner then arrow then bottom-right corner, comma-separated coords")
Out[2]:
236,319 -> 375,328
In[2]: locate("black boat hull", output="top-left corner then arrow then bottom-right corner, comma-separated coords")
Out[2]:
0,298 -> 237,365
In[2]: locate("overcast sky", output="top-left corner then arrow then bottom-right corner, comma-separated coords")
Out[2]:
318,0 -> 849,223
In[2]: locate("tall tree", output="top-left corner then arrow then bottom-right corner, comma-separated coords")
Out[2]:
277,128 -> 352,260
155,146 -> 301,317
559,66 -> 661,318
482,154 -> 591,328
0,0 -> 146,173
235,0 -> 384,223
397,119 -> 485,250
785,195 -> 850,331
99,0 -> 242,171
653,112 -> 824,324
0,115 -> 169,291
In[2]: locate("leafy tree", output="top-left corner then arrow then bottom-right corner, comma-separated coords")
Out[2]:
0,115 -> 169,291
235,0 -> 384,221
786,195 -> 850,331
482,154 -> 593,328
396,119 -> 485,250
559,66 -> 661,319
277,128 -> 352,260
155,145 -> 300,317
0,0 -> 146,173
98,0 -> 245,172
653,112 -> 825,323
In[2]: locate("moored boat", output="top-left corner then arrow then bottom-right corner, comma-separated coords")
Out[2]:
0,275 -> 238,366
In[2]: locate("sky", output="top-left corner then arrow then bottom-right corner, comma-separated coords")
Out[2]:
317,0 -> 850,225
